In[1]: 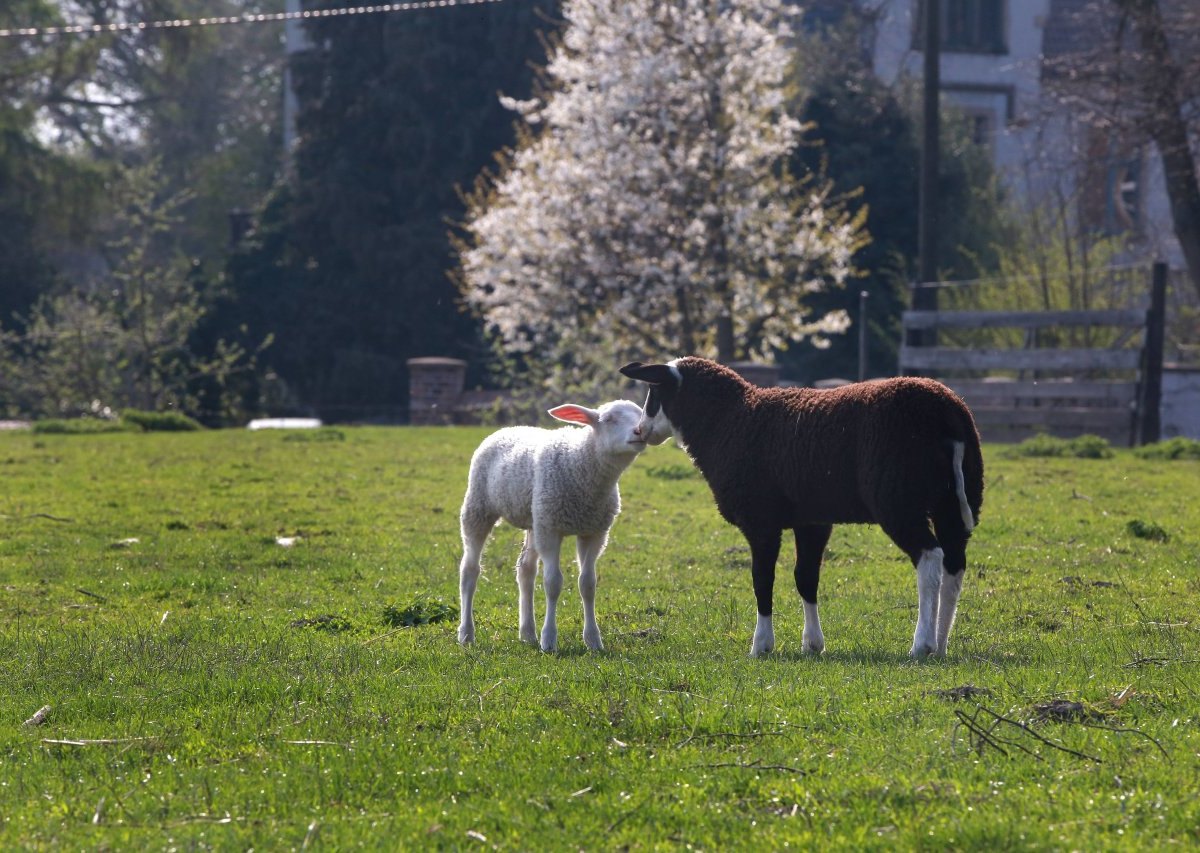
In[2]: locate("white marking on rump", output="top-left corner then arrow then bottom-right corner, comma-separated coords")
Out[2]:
952,441 -> 974,532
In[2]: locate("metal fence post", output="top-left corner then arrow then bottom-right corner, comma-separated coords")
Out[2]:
1139,262 -> 1167,445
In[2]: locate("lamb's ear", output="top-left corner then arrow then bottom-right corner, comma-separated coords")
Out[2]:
548,404 -> 599,427
620,361 -> 678,386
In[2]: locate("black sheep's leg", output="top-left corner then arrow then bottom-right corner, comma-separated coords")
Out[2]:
931,498 -> 972,656
745,528 -> 782,657
878,516 -> 943,659
794,524 -> 833,654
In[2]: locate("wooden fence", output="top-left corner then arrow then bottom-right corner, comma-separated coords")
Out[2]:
899,263 -> 1167,446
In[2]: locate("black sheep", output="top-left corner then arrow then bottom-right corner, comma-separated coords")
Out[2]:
620,357 -> 983,657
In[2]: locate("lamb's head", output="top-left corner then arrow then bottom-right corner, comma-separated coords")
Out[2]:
548,399 -> 649,458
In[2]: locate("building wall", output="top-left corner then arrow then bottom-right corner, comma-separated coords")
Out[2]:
869,0 -> 1051,186
1162,368 -> 1200,440
866,0 -> 1182,272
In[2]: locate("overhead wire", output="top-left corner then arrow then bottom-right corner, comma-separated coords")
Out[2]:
0,0 -> 508,39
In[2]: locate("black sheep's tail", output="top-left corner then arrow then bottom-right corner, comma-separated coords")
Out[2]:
951,441 -> 975,532
948,405 -> 984,531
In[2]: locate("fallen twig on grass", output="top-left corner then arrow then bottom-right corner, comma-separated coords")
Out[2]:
1124,655 -> 1199,668
22,705 -> 51,726
42,737 -> 158,747
691,758 -> 806,774
0,512 -> 74,523
675,729 -> 790,748
931,684 -> 995,701
301,820 -> 320,849
953,705 -> 1101,763
74,587 -> 107,603
282,740 -> 352,748
1073,720 -> 1172,761
1032,699 -> 1105,723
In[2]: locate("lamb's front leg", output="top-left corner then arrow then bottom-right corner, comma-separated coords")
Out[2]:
576,532 -> 608,651
536,530 -> 565,652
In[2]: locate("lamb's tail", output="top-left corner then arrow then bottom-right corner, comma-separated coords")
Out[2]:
951,441 -> 975,532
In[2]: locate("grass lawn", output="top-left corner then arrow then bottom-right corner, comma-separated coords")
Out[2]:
1,426 -> 1197,849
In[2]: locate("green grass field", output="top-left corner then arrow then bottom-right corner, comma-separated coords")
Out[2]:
1,426 -> 1197,849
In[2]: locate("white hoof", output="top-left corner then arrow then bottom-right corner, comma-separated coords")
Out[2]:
519,623 -> 538,645
458,623 -> 475,646
750,614 -> 774,657
802,637 -> 825,655
540,626 -> 558,653
909,640 -> 937,659
583,627 -> 604,652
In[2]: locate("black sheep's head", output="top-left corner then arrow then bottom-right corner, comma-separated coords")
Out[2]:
619,360 -> 684,446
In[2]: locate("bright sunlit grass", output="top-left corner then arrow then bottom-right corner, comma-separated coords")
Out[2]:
1,427 -> 1197,848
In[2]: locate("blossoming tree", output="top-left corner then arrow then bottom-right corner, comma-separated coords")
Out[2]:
458,0 -> 866,384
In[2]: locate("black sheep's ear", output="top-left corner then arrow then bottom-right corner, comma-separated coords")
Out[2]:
620,361 -> 678,386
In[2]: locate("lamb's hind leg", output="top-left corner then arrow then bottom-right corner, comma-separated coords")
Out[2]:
535,529 -> 565,652
576,531 -> 608,651
458,505 -> 496,646
516,531 -> 539,645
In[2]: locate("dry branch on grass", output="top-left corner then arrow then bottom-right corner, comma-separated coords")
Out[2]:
41,737 -> 158,747
954,701 -> 1171,764
22,705 -> 52,726
954,705 -> 1101,763
931,685 -> 995,701
1032,699 -> 1106,723
691,758 -> 806,774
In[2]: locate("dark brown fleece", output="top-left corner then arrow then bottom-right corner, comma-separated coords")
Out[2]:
662,358 -> 983,548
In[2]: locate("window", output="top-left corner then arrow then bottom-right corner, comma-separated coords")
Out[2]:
940,84 -> 1015,157
914,0 -> 1007,55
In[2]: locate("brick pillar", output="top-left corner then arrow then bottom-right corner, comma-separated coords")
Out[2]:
407,357 -> 467,425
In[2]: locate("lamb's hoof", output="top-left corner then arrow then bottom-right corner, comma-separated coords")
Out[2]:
540,628 -> 558,653
802,640 -> 825,655
909,641 -> 937,659
583,629 -> 604,652
519,625 -> 538,645
458,624 -> 475,646
749,640 -> 774,658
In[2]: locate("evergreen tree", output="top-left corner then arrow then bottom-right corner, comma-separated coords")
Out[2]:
221,0 -> 560,420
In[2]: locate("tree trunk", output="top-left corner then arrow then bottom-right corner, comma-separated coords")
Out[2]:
716,314 -> 734,363
1126,0 -> 1200,300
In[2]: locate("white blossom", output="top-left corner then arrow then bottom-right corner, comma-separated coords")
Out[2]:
459,0 -> 864,384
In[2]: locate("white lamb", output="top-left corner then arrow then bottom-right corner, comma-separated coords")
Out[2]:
457,400 -> 648,652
